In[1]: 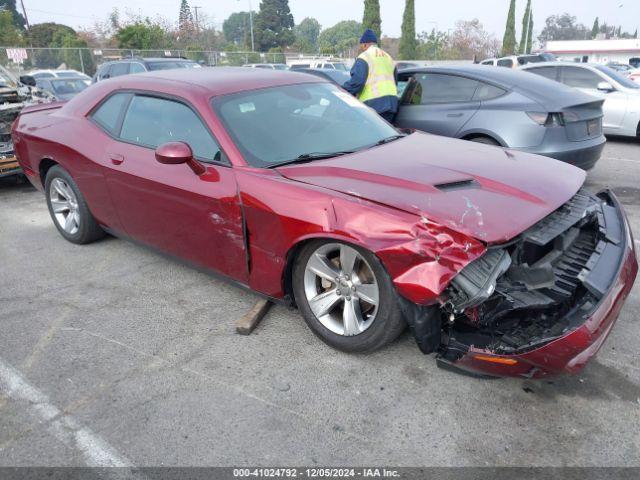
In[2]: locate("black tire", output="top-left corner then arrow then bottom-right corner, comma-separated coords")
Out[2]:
45,165 -> 105,244
468,136 -> 500,146
292,240 -> 406,353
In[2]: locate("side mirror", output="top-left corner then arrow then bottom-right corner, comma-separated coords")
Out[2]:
597,81 -> 614,92
19,75 -> 36,86
155,142 -> 205,175
155,141 -> 193,165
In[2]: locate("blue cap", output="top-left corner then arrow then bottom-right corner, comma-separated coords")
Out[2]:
360,28 -> 378,44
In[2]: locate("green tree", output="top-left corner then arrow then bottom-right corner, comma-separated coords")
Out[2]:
0,0 -> 25,30
28,22 -> 77,47
0,10 -> 24,45
115,20 -> 166,49
399,0 -> 417,60
178,0 -> 195,39
417,29 -> 449,60
50,31 -> 95,74
294,17 -> 321,52
317,20 -> 362,55
223,12 -> 253,47
255,0 -> 295,51
538,13 -> 589,43
591,17 -> 599,39
362,0 -> 381,40
519,0 -> 531,53
501,0 -> 517,56
27,23 -> 78,69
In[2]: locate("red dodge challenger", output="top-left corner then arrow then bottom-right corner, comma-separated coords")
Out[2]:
12,68 -> 638,378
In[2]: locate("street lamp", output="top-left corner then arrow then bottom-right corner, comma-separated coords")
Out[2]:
237,0 -> 255,51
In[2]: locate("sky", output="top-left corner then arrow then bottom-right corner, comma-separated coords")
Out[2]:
21,0 -> 640,41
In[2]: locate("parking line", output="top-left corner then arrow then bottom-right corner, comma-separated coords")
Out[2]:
0,358 -> 132,467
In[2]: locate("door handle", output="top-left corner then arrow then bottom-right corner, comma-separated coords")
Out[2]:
446,113 -> 464,118
108,153 -> 124,165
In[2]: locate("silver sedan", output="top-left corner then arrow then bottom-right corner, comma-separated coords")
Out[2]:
522,62 -> 640,138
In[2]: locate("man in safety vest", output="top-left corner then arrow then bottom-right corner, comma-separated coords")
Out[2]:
343,29 -> 398,122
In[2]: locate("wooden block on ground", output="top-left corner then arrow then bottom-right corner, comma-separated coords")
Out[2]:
236,298 -> 272,335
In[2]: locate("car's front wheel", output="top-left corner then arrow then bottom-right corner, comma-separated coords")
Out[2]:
293,240 -> 406,352
45,165 -> 105,244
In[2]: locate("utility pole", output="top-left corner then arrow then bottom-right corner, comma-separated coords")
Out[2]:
20,0 -> 30,30
192,5 -> 201,32
236,0 -> 255,51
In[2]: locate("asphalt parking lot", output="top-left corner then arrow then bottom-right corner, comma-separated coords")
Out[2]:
1,139 -> 639,468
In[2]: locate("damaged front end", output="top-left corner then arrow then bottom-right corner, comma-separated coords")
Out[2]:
429,189 -> 636,378
0,103 -> 22,178
0,73 -> 53,178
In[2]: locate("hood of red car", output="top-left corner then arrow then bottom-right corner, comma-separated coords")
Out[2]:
276,132 -> 586,244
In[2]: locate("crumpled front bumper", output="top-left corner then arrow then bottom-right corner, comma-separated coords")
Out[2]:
439,191 -> 638,378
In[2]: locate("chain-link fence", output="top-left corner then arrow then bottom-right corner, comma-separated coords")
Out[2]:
0,47 -> 348,77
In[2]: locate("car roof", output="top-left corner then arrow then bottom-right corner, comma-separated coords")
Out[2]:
109,67 -> 326,96
401,64 -> 599,109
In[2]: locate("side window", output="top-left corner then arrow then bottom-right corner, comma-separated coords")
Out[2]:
528,66 -> 558,81
560,67 -> 602,89
109,62 -> 130,78
472,82 -> 506,101
130,63 -> 146,74
120,95 -> 222,163
410,74 -> 479,104
481,60 -> 493,65
91,93 -> 131,135
497,59 -> 514,68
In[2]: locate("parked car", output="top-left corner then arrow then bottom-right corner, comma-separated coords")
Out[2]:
13,68 -> 637,378
394,66 -> 606,170
606,62 -> 635,75
243,63 -> 288,70
480,53 -> 556,68
93,57 -> 201,83
288,60 -> 348,71
297,68 -> 350,85
29,69 -> 92,85
34,77 -> 88,101
522,62 -> 640,138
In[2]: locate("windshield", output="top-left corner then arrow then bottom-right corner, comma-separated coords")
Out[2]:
147,61 -> 199,71
273,64 -> 288,70
332,63 -> 348,71
51,79 -> 88,95
212,83 -> 399,168
56,71 -> 86,78
595,65 -> 640,89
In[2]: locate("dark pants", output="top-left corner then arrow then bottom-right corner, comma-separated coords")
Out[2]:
379,110 -> 396,123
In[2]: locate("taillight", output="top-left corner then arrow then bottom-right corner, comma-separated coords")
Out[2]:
526,112 -> 565,127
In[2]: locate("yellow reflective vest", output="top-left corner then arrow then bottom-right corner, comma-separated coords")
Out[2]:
357,46 -> 398,102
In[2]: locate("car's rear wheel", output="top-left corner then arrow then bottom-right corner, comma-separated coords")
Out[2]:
293,240 -> 406,352
45,165 -> 105,244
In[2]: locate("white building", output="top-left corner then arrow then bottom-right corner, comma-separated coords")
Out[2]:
544,39 -> 640,65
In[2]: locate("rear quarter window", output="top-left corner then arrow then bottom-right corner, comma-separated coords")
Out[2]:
91,93 -> 131,135
497,59 -> 514,68
472,82 -> 506,101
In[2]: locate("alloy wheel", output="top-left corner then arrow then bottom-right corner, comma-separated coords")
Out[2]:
303,243 -> 379,336
49,178 -> 80,235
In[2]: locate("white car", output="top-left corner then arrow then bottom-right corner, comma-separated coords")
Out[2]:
628,69 -> 640,84
523,62 -> 640,138
480,53 -> 556,68
29,69 -> 92,86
